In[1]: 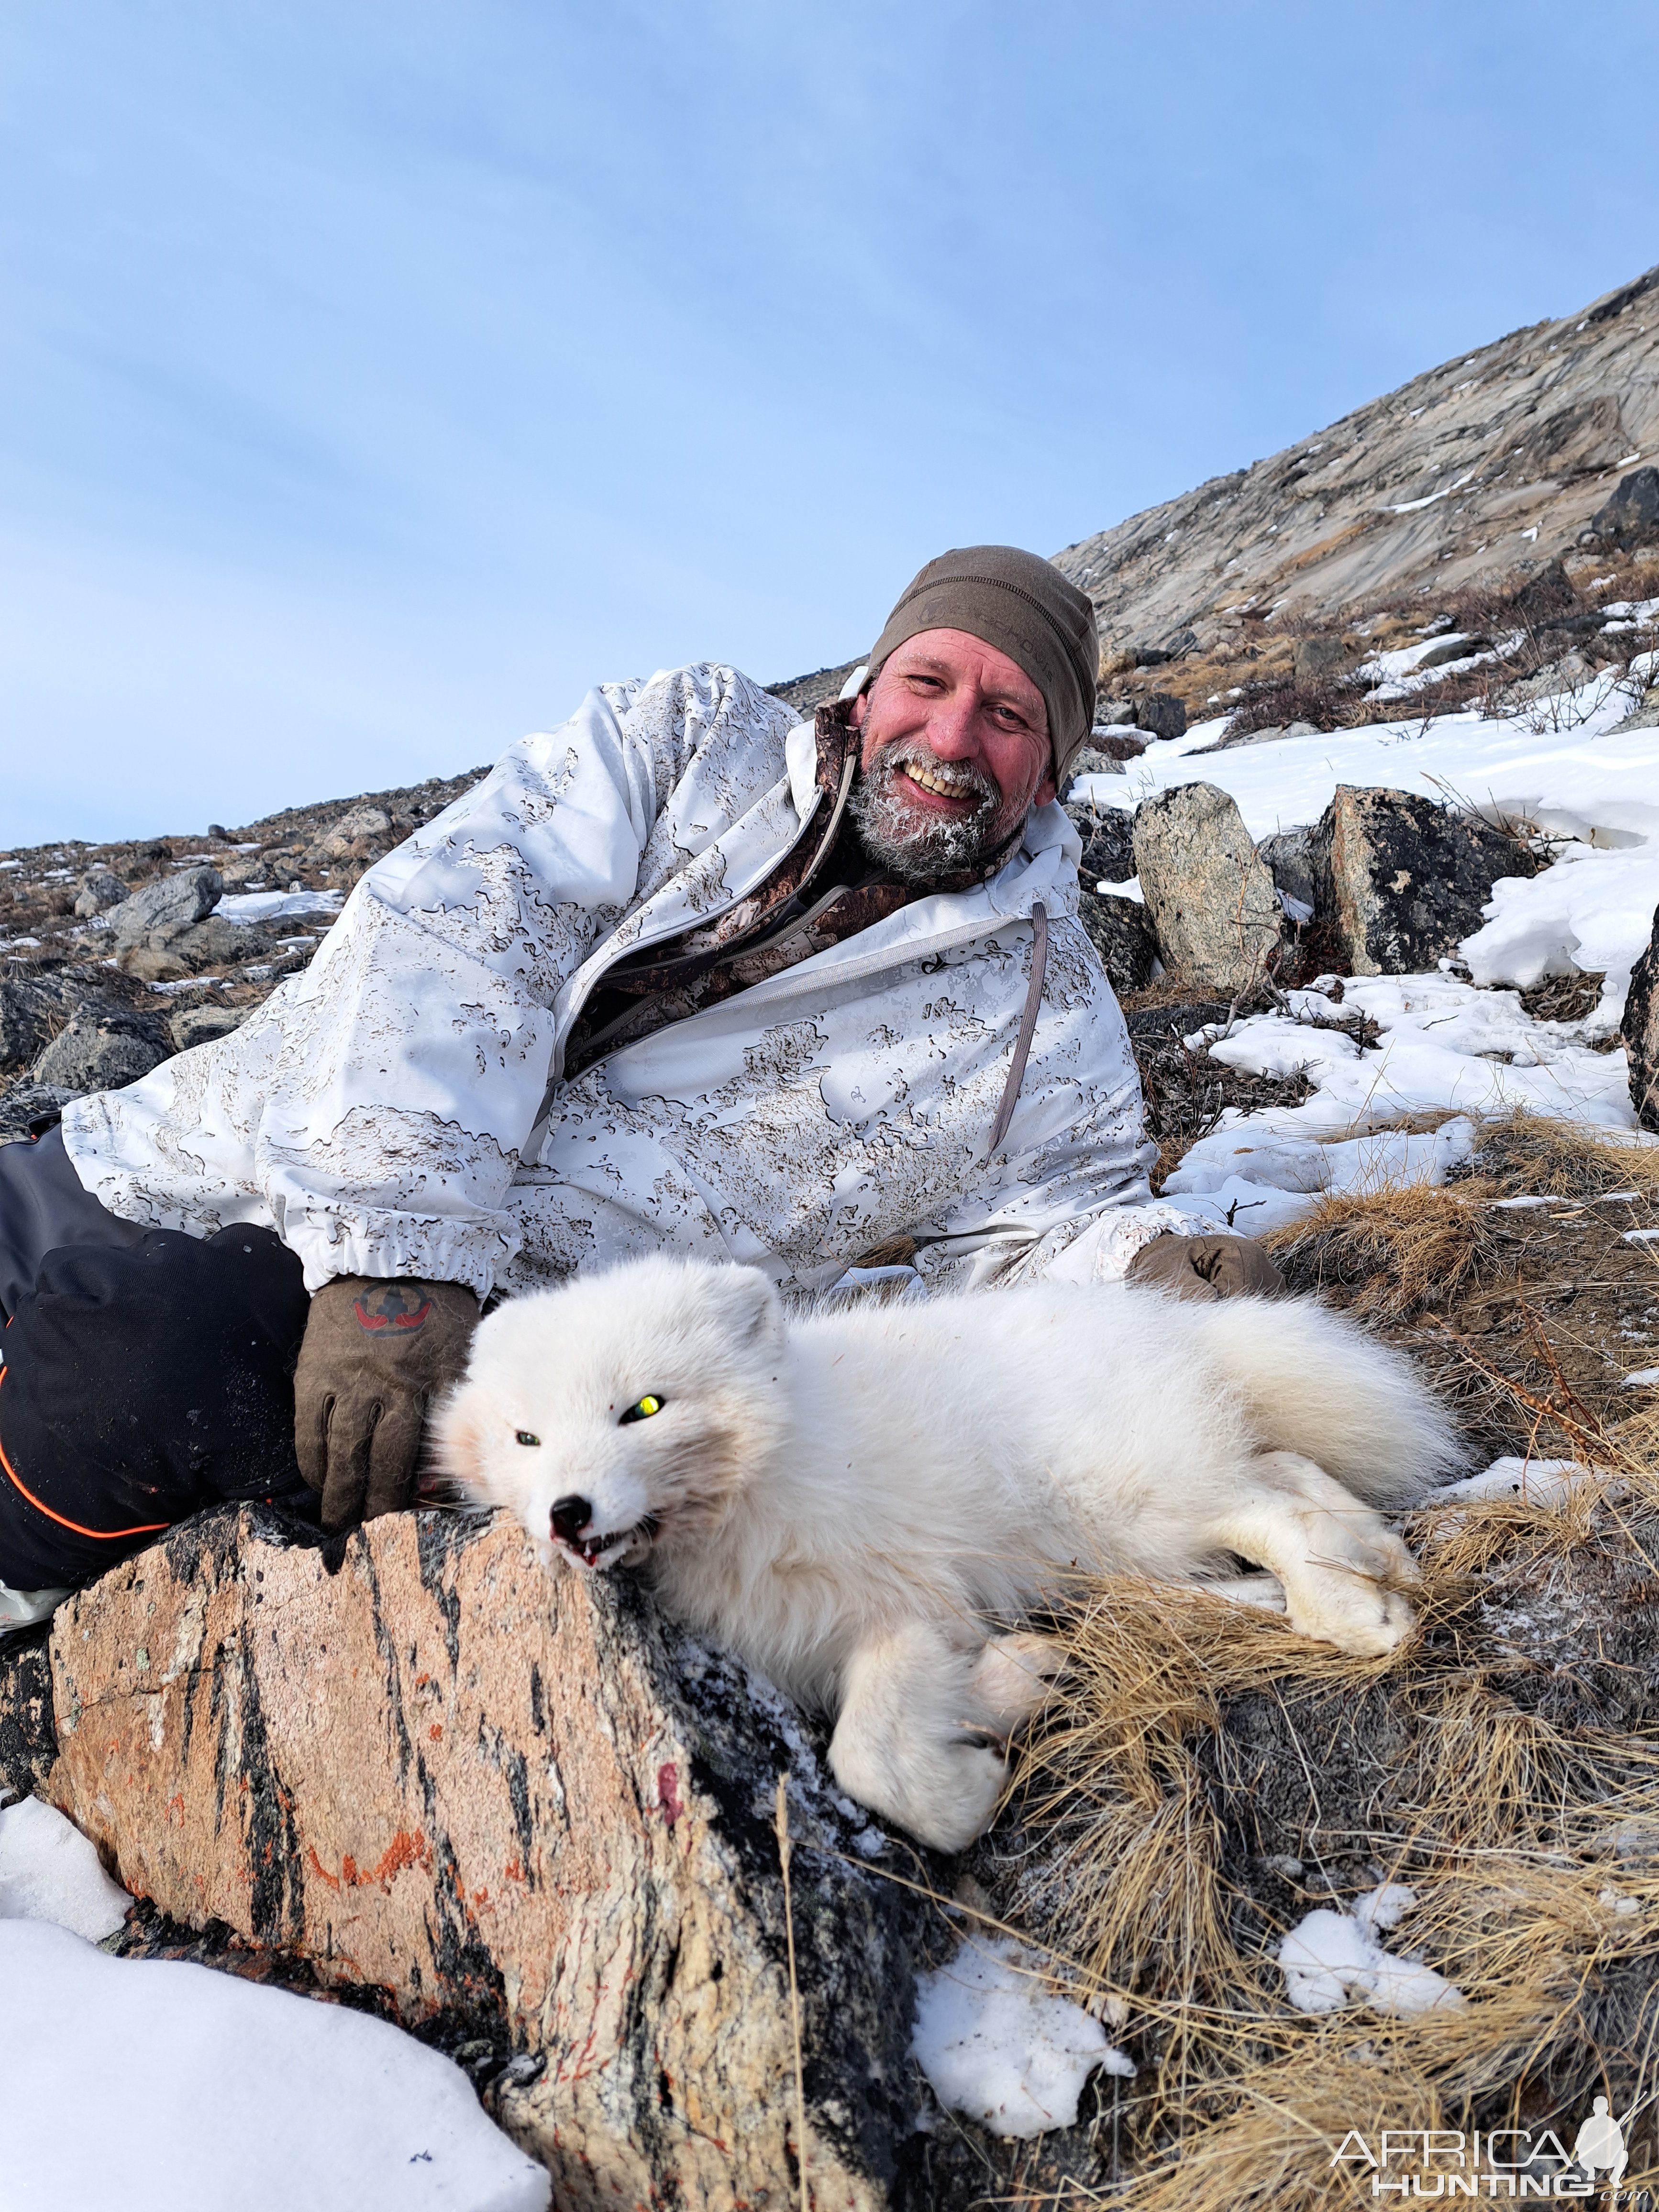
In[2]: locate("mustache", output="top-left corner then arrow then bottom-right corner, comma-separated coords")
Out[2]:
849,735 -> 1015,885
861,737 -> 1001,813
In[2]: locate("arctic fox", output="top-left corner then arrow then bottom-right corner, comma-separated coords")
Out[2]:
435,1256 -> 1460,1852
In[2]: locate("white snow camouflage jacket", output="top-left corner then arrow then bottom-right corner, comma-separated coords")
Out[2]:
62,665 -> 1197,1299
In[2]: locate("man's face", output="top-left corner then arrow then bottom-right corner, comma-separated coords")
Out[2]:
847,629 -> 1057,883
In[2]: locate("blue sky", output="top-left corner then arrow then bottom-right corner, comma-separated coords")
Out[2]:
6,1 -> 1659,846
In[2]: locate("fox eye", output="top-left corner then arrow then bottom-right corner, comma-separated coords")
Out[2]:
619,1394 -> 664,1425
516,1430 -> 541,1447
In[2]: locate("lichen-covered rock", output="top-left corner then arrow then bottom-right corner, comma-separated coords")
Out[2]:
0,1084 -> 81,1145
0,1626 -> 58,1801
45,1505 -> 925,2210
1623,909 -> 1659,1127
1312,785 -> 1534,977
106,865 -> 223,951
1064,801 -> 1137,888
1078,892 -> 1158,997
72,869 -> 129,918
168,1003 -> 249,1053
33,1006 -> 172,1093
0,973 -> 100,1074
1257,826 -> 1317,914
1131,782 -> 1283,993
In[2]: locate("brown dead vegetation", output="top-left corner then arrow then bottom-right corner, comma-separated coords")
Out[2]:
1266,1181 -> 1504,1324
1116,548 -> 1659,742
909,1112 -> 1659,2210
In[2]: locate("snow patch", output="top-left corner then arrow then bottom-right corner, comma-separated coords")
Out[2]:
0,1796 -> 131,1941
1,1919 -> 550,2211
1276,1886 -> 1463,2017
1156,962 -> 1641,1233
219,887 -> 345,925
911,1937 -> 1133,2139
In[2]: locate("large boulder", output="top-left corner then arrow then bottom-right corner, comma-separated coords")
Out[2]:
1131,782 -> 1283,994
0,973 -> 100,1074
33,1006 -> 172,1093
1291,634 -> 1353,681
1623,911 -> 1659,1127
44,1505 -> 926,2210
105,865 -> 223,952
1064,801 -> 1137,888
1588,466 -> 1659,552
1077,892 -> 1158,997
72,868 -> 129,918
1134,691 -> 1187,742
1312,785 -> 1534,977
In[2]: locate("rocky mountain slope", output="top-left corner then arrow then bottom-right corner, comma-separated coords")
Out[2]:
1054,264 -> 1659,658
770,264 -> 1659,717
8,266 -> 1659,2212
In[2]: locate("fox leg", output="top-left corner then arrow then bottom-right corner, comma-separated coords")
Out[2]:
829,1620 -> 1016,1854
1204,1450 -> 1419,1658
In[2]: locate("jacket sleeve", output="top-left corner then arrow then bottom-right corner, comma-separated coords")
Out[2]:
221,666 -> 774,1295
911,912 -> 1205,1291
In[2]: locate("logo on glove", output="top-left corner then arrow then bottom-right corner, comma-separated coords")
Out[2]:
353,1288 -> 435,1334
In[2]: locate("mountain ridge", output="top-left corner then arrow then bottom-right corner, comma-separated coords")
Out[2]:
772,264 -> 1659,711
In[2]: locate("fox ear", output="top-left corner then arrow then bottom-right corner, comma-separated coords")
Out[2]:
699,1265 -> 785,1349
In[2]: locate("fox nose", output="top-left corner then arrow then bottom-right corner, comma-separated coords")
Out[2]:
549,1495 -> 593,1545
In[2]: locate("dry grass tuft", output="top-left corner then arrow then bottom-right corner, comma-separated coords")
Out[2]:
975,1110 -> 1659,2207
1477,1108 -> 1659,1200
1003,1526 -> 1659,2208
1265,1181 -> 1503,1321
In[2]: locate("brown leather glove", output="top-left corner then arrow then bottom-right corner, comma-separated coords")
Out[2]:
293,1277 -> 480,1531
1126,1232 -> 1288,1303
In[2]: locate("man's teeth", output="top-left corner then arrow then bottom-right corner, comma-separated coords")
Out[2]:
903,764 -> 974,800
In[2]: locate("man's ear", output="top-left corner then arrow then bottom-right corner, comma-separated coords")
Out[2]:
1034,773 -> 1058,809
848,687 -> 868,730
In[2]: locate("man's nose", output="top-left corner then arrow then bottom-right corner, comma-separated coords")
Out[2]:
918,688 -> 983,763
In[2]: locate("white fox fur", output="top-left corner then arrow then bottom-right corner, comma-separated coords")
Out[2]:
435,1256 -> 1462,1851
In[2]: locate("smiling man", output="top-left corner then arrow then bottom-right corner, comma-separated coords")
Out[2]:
0,544 -> 1278,1602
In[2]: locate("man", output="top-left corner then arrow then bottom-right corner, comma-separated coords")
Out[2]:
0,546 -> 1277,1604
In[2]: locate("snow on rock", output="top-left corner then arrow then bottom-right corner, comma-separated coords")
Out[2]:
0,1794 -> 131,1941
219,886 -> 345,925
1276,1887 -> 1464,2018
0,1918 -> 551,2212
911,1936 -> 1134,2140
1073,677 -> 1659,1037
1213,975 -> 1634,1125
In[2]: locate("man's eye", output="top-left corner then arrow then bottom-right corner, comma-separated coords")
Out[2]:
619,1394 -> 664,1425
516,1430 -> 541,1447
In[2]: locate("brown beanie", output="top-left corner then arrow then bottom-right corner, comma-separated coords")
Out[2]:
866,545 -> 1099,786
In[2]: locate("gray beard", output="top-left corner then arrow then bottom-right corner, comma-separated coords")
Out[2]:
849,741 -> 1010,885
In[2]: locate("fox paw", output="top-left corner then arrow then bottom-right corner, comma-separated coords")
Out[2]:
915,1738 -> 1012,1854
971,1633 -> 1066,1733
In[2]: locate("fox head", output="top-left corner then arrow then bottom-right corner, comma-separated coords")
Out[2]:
432,1255 -> 791,1573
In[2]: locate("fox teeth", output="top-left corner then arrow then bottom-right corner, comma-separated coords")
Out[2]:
905,764 -> 973,799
